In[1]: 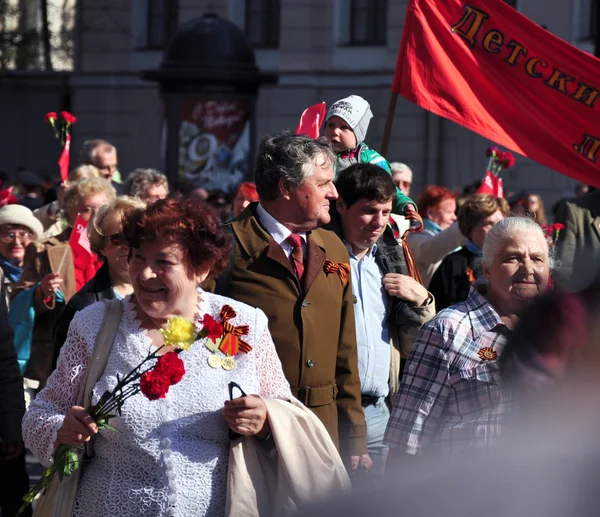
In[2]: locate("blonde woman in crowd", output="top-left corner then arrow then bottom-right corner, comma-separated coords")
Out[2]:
53,196 -> 145,364
34,165 -> 101,238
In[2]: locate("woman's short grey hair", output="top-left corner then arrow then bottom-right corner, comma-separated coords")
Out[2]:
254,132 -> 336,201
482,217 -> 555,268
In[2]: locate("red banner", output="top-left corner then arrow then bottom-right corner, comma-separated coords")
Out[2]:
393,0 -> 600,187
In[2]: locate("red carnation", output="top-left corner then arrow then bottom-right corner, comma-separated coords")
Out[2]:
140,371 -> 171,400
552,223 -> 565,231
500,151 -> 515,169
486,146 -> 499,157
202,314 -> 224,341
44,112 -> 57,122
154,352 -> 185,385
60,111 -> 77,124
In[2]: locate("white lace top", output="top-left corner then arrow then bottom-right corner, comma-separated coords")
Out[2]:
23,290 -> 292,517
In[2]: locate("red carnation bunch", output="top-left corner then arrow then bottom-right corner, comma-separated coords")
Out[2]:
485,146 -> 516,176
199,314 -> 224,341
21,315 -> 194,514
541,222 -> 565,249
45,110 -> 76,146
139,351 -> 186,400
45,110 -> 77,182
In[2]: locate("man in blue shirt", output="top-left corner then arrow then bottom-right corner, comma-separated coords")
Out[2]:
331,163 -> 436,476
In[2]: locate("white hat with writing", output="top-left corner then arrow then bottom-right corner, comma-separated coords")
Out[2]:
326,95 -> 373,144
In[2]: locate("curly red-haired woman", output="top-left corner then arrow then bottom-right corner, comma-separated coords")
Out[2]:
406,185 -> 467,286
23,198 -> 299,515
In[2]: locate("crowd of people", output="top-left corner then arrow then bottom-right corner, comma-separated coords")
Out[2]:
0,94 -> 598,516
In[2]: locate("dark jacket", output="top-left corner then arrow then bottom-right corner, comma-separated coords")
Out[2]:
0,270 -> 25,444
429,246 -> 482,312
206,203 -> 367,456
53,262 -> 114,367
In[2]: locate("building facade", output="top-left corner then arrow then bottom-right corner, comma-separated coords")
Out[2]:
1,0 -> 597,205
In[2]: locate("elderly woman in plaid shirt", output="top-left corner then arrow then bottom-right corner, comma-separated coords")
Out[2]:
384,217 -> 551,459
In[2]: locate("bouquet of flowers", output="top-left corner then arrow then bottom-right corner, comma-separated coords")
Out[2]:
19,316 -> 197,515
45,111 -> 77,182
476,146 -> 516,198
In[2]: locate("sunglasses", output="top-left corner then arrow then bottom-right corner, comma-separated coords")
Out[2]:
104,232 -> 127,247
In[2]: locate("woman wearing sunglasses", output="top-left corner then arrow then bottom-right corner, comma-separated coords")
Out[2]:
53,196 -> 146,364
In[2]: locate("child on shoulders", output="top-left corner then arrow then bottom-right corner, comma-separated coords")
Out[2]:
324,95 -> 416,214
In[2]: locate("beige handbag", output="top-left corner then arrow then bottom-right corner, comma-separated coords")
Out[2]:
32,299 -> 123,517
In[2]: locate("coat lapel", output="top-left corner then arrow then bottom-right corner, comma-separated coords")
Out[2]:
303,231 -> 326,294
591,216 -> 600,243
266,238 -> 297,280
234,205 -> 300,289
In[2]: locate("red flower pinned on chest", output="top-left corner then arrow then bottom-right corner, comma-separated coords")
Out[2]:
200,314 -> 224,341
323,260 -> 350,286
478,347 -> 498,361
198,305 -> 252,370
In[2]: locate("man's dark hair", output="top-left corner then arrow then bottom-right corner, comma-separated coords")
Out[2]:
334,163 -> 396,208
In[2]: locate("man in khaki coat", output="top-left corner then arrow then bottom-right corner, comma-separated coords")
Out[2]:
209,132 -> 368,468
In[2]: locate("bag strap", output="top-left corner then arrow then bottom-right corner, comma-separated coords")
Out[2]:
76,298 -> 123,409
400,212 -> 425,286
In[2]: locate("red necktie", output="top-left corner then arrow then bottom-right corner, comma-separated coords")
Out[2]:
286,233 -> 304,281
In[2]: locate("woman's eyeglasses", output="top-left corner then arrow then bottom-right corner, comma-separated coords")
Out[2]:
104,232 -> 127,247
0,230 -> 33,244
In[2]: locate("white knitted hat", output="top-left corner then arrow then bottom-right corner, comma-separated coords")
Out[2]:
326,95 -> 373,144
0,204 -> 44,239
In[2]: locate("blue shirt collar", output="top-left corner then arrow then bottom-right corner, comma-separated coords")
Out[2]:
466,239 -> 482,256
344,241 -> 377,259
423,218 -> 442,235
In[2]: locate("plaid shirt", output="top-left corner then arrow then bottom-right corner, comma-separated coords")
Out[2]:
384,288 -> 511,457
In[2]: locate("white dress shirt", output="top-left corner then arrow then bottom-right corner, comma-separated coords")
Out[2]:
256,203 -> 307,258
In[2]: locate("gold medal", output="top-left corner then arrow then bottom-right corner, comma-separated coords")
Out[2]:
221,356 -> 235,371
207,354 -> 222,368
